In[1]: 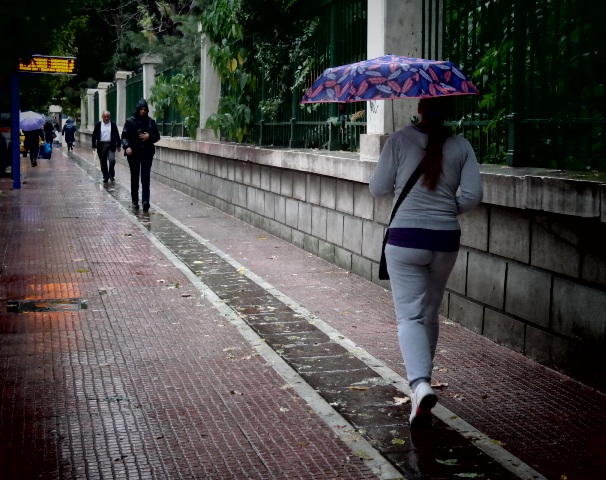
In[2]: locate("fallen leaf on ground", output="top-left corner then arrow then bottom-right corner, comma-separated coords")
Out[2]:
229,390 -> 243,395
393,396 -> 410,405
431,380 -> 449,389
349,386 -> 369,391
267,255 -> 278,259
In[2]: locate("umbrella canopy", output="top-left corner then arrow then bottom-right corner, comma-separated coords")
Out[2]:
19,111 -> 46,132
301,55 -> 479,104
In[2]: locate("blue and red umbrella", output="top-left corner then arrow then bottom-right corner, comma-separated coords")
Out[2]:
301,55 -> 479,104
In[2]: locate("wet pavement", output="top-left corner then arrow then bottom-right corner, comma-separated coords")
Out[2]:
1,144 -> 605,479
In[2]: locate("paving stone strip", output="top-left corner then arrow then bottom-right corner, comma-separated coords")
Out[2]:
70,152 -> 543,480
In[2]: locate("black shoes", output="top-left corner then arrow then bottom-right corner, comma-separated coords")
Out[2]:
110,177 -> 115,182
133,203 -> 140,209
143,202 -> 150,212
103,178 -> 109,183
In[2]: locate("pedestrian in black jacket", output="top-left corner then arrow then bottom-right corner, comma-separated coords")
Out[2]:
92,112 -> 121,183
24,129 -> 44,167
121,99 -> 160,211
62,118 -> 77,151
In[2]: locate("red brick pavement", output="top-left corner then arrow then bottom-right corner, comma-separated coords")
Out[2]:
1,144 -> 605,480
0,150 -> 378,479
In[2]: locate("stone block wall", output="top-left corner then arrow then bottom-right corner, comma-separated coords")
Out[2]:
78,132 -> 606,392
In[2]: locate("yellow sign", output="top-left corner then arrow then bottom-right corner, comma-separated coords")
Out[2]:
18,55 -> 77,75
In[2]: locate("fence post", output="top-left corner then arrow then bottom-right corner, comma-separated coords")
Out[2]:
328,122 -> 340,150
509,0 -> 528,167
86,89 -> 98,130
97,82 -> 112,118
505,113 -> 520,166
114,71 -> 132,128
141,54 -> 162,118
80,94 -> 86,130
198,31 -> 221,141
289,81 -> 299,148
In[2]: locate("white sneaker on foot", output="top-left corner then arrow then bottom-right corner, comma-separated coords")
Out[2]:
409,382 -> 437,428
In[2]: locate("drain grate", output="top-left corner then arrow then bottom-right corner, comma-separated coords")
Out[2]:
6,298 -> 88,313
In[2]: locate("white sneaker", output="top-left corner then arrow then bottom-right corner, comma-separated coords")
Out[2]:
409,382 -> 438,428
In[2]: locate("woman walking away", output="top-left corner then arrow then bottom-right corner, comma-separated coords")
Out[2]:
24,128 -> 44,167
369,97 -> 483,428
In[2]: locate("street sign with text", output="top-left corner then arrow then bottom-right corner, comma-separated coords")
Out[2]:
18,55 -> 77,75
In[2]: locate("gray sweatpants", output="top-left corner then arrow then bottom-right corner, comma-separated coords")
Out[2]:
385,244 -> 458,388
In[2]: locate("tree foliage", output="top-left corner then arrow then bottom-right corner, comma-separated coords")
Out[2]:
150,67 -> 200,139
198,0 -> 315,141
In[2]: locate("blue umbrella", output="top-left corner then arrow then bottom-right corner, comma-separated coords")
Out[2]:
301,55 -> 479,104
19,111 -> 46,132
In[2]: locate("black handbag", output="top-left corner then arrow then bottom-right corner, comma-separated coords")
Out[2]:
378,164 -> 423,280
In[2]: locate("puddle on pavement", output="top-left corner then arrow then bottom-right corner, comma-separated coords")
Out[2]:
6,298 -> 88,313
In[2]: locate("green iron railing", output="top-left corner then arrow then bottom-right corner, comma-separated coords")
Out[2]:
155,68 -> 188,137
246,0 -> 367,151
106,83 -> 117,121
443,0 -> 606,170
125,72 -> 143,118
93,91 -> 99,123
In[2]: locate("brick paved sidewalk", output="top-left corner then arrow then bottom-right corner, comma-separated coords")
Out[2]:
0,150 -> 381,479
1,145 -> 605,480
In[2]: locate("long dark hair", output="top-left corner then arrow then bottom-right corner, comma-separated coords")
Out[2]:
418,97 -> 453,190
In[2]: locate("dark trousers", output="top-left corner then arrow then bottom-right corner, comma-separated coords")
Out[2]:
27,144 -> 38,163
127,155 -> 153,205
97,143 -> 115,180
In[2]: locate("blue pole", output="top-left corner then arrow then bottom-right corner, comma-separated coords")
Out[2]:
11,74 -> 21,189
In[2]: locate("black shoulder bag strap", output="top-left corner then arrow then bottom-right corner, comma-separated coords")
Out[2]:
378,163 -> 424,280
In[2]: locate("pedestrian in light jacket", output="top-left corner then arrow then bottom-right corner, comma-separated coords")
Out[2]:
92,111 -> 121,183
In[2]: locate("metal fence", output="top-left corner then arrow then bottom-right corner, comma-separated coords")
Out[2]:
125,72 -> 143,118
242,0 -> 606,171
106,83 -> 117,121
93,91 -> 99,124
443,0 -> 606,171
247,0 -> 368,151
154,68 -> 188,137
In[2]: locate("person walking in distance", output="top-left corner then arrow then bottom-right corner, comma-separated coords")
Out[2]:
369,97 -> 483,428
62,118 -> 77,152
92,111 -> 121,183
23,128 -> 44,167
121,99 -> 160,211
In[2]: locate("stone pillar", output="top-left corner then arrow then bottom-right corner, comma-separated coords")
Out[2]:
80,95 -> 86,130
86,89 -> 98,130
141,54 -> 162,118
198,31 -> 221,141
114,71 -> 132,127
360,0 -> 437,161
96,82 -> 112,118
